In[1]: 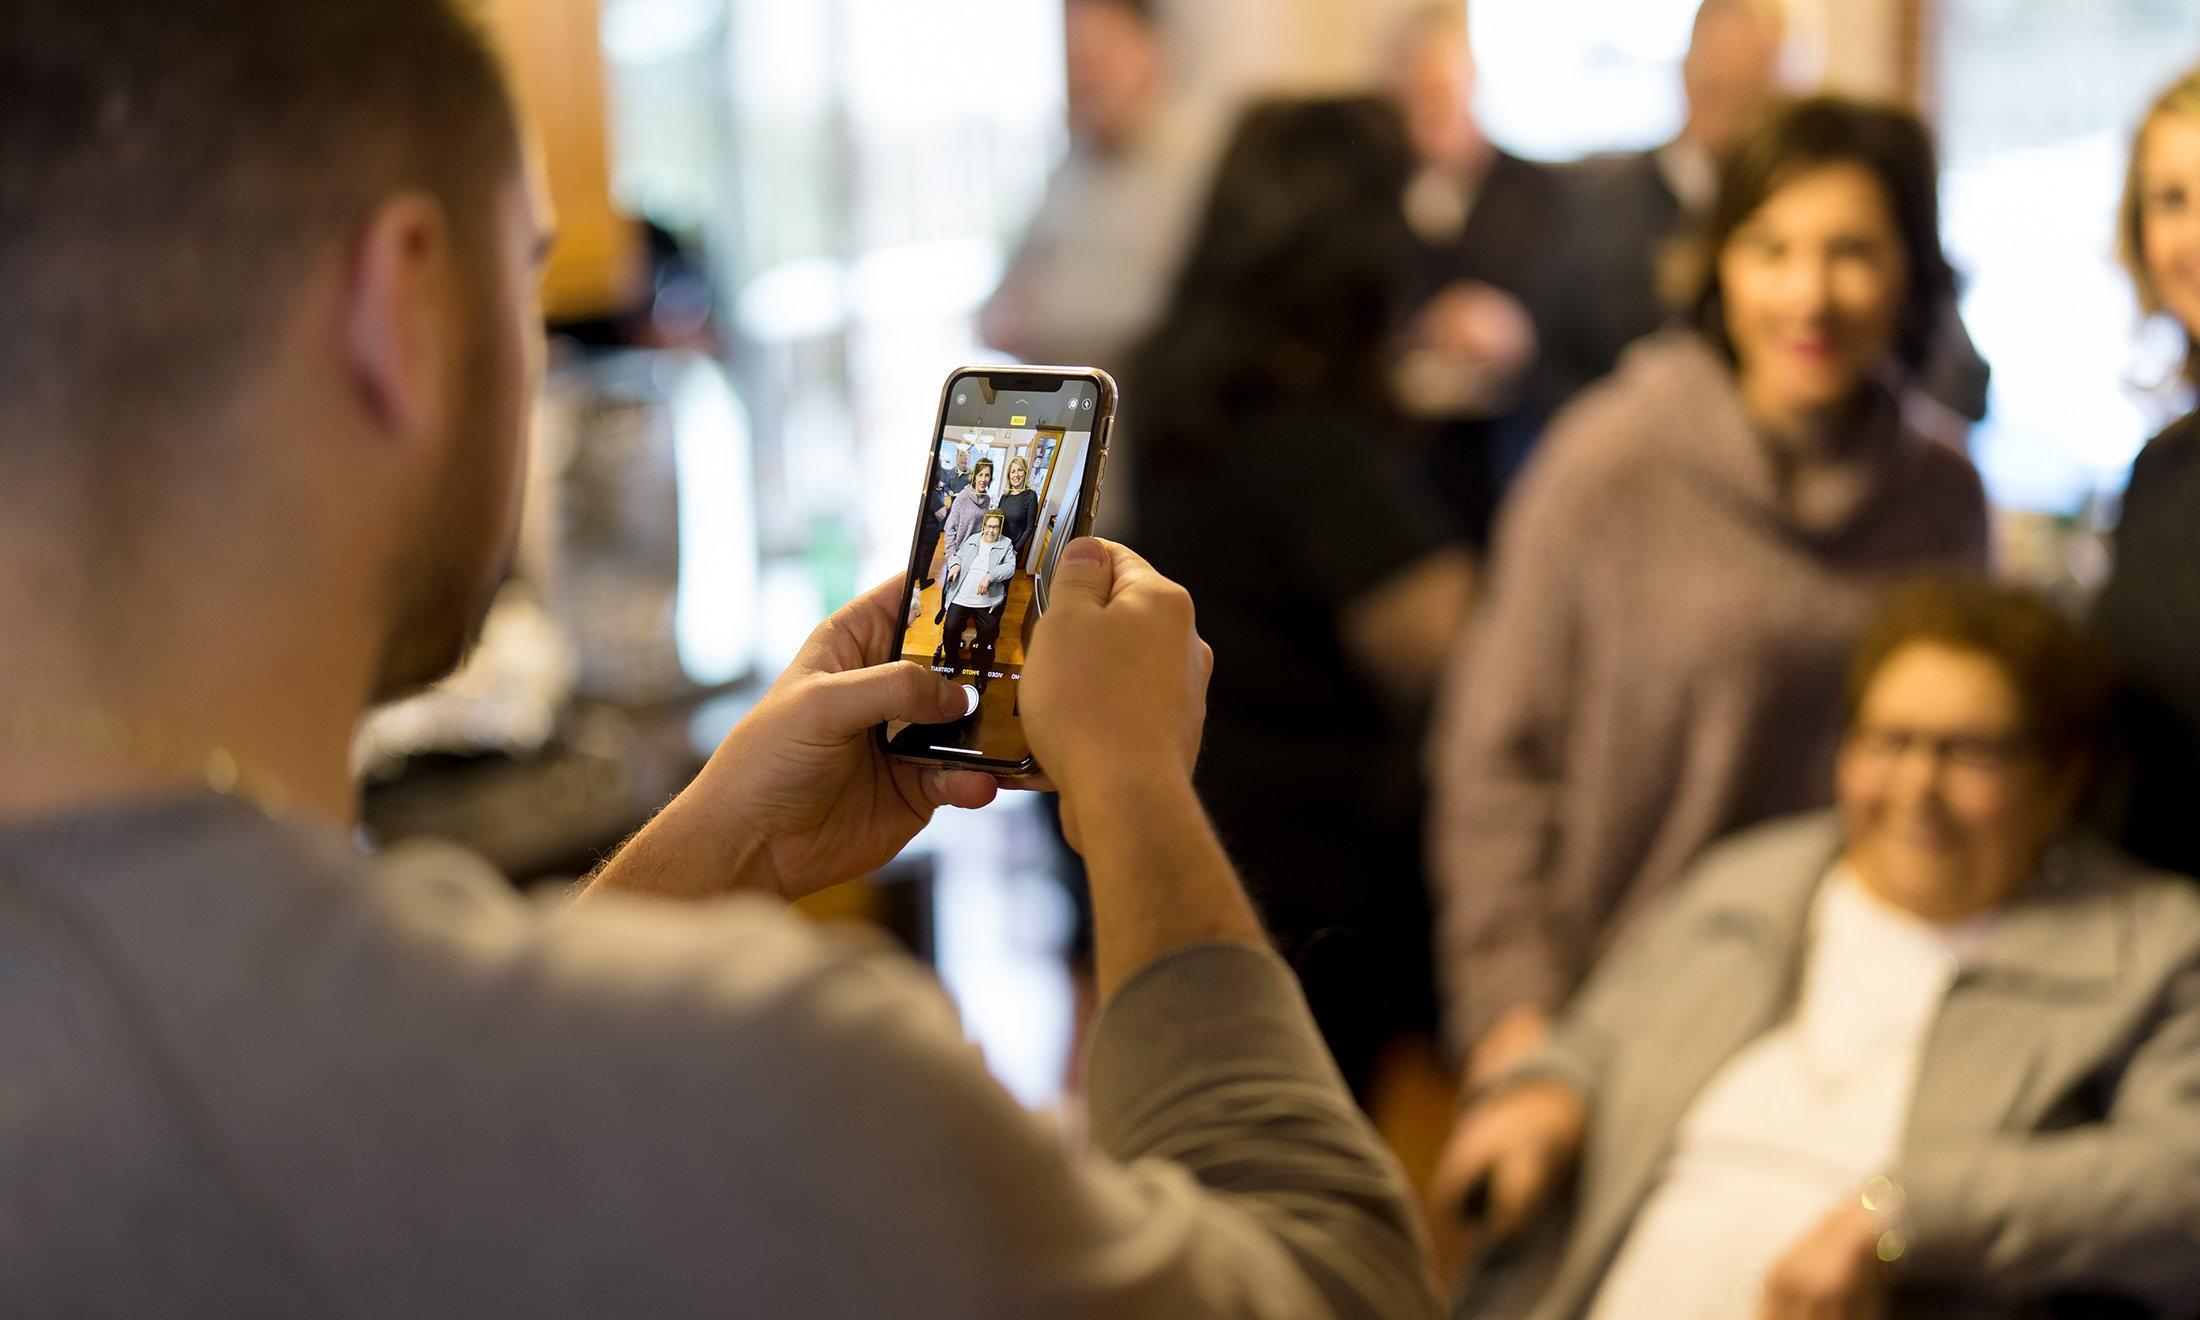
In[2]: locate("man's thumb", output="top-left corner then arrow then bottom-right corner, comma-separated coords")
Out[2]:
814,661 -> 968,731
1047,538 -> 1115,610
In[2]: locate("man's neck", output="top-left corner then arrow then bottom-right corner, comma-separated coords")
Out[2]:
1432,123 -> 1496,189
0,566 -> 378,829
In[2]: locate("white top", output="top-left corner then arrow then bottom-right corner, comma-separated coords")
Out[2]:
1585,865 -> 1999,1320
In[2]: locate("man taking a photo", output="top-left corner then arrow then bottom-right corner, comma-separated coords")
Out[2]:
0,3 -> 1437,1316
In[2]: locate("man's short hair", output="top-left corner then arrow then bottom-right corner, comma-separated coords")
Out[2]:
0,0 -> 521,472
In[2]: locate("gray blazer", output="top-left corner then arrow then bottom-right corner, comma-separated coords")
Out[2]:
1464,811 -> 2200,1320
946,536 -> 1017,610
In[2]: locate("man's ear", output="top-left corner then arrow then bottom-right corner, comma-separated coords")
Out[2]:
342,192 -> 454,443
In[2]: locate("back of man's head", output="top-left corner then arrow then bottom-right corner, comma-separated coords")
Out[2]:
0,0 -> 521,490
1065,0 -> 1166,152
1682,0 -> 1791,157
1386,3 -> 1480,172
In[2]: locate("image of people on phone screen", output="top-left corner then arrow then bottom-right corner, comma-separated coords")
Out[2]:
938,511 -> 1016,683
891,395 -> 1100,767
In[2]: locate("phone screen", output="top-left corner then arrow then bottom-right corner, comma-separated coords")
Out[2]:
884,369 -> 1111,771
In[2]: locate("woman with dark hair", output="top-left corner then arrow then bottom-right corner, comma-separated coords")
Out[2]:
936,457 -> 995,625
1130,95 -> 1474,1098
1436,578 -> 2200,1320
2092,66 -> 2200,879
941,456 -> 995,557
1427,97 -> 1992,1103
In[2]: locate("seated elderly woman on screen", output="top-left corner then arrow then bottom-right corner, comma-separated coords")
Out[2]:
1436,578 -> 2200,1320
939,511 -> 1017,678
944,514 -> 1016,609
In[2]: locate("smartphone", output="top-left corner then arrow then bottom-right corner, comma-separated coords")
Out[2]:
879,365 -> 1117,777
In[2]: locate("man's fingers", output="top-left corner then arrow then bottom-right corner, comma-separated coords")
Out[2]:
849,574 -> 912,637
813,661 -> 967,732
1486,1149 -> 1544,1239
1044,537 -> 1116,611
797,576 -> 909,673
1428,1124 -> 1496,1225
1093,539 -> 1175,600
923,767 -> 1000,812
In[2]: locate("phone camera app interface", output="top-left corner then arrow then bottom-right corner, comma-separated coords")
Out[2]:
887,378 -> 1100,766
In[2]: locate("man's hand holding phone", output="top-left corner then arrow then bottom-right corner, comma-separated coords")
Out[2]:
582,576 -> 1003,906
1019,537 -> 1272,1001
1021,538 -> 1212,853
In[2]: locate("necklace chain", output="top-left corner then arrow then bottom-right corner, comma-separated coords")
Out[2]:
0,709 -> 290,817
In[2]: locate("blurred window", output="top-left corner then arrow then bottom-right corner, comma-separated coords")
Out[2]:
720,0 -> 1065,587
1935,0 -> 2200,513
603,0 -> 1065,595
1470,0 -> 1705,160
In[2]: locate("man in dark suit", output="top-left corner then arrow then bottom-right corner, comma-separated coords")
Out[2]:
1541,0 -> 1990,438
1539,0 -> 1787,411
916,447 -> 973,588
1387,4 -> 1565,549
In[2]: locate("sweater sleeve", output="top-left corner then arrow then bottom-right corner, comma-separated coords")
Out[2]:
736,936 -> 1440,1320
1084,943 -> 1445,1319
1487,841 -> 1733,1110
1426,430 -> 1596,1062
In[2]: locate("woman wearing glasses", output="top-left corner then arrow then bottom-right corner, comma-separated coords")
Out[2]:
1436,578 -> 2200,1320
1427,98 -> 1990,1098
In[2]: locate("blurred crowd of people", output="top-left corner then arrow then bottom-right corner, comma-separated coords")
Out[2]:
985,1 -> 2200,1316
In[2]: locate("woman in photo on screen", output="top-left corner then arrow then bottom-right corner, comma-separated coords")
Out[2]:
936,458 -> 996,624
997,455 -> 1041,569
